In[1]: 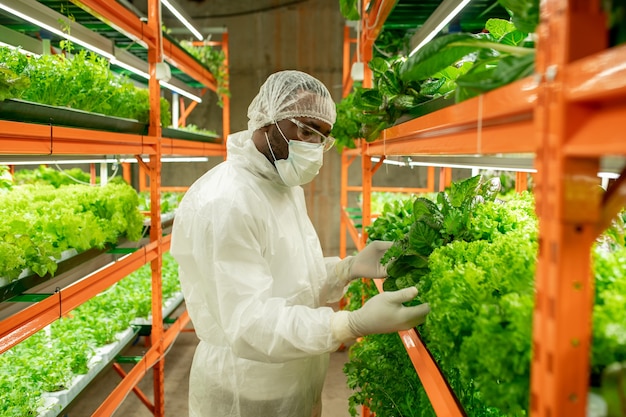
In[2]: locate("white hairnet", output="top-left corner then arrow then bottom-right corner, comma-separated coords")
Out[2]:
247,70 -> 337,132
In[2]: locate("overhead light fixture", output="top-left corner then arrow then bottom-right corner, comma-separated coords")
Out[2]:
0,25 -> 42,55
110,58 -> 150,79
371,156 -> 536,173
408,0 -> 471,57
1,156 -> 210,165
0,0 -> 204,103
111,49 -> 201,101
161,0 -> 203,41
0,1 -> 114,60
0,41 -> 39,56
407,160 -> 536,173
160,80 -> 203,102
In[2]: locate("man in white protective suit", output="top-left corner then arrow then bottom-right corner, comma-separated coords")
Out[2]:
170,70 -> 430,417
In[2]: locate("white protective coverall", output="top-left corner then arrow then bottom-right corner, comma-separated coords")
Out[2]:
170,130 -> 347,417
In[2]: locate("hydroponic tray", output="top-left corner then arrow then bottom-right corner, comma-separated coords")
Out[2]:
0,247 -> 107,303
37,326 -> 139,417
0,99 -> 147,134
393,95 -> 457,125
0,238 -> 147,324
162,127 -> 221,143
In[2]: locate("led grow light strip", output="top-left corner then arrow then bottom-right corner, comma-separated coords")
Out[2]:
0,2 -> 114,60
0,41 -> 39,56
371,157 -> 624,184
0,0 -> 202,102
0,25 -> 42,55
111,51 -> 203,103
371,156 -> 536,172
111,58 -> 150,79
161,0 -> 203,41
160,81 -> 203,102
408,0 -> 471,57
1,157 -> 210,165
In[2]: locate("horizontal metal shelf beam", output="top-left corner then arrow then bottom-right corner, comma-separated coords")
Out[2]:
76,0 -> 217,90
0,120 -> 157,155
76,0 -> 157,50
161,138 -> 225,157
564,102 -> 626,156
566,44 -> 626,103
0,0 -> 115,58
0,25 -> 43,55
365,77 -> 537,156
368,118 -> 535,156
0,239 -> 170,355
76,0 -> 217,91
162,38 -> 218,91
371,278 -> 464,417
91,309 -> 190,417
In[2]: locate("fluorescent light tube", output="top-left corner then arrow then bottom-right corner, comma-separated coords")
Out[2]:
0,2 -> 114,60
0,41 -> 40,56
2,157 -> 210,165
409,0 -> 471,57
110,58 -> 150,79
161,0 -> 203,41
160,80 -> 203,102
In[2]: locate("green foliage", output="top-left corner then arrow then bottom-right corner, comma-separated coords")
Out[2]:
0,47 -> 171,127
606,0 -> 626,45
344,332 -> 435,417
400,33 -> 485,82
381,175 -> 502,292
331,86 -> 363,150
138,190 -> 184,214
334,57 -> 441,143
339,0 -> 360,21
346,181 -> 626,416
422,233 -> 537,415
497,0 -> 540,34
13,165 -> 92,187
401,21 -> 535,103
344,278 -> 379,313
365,198 -> 416,242
0,165 -> 12,191
336,17 -> 536,147
454,52 -> 535,102
180,40 -> 230,107
0,64 -> 30,101
0,182 -> 144,280
0,253 -> 181,415
178,123 -> 219,137
374,29 -> 414,58
591,245 -> 626,371
0,47 -> 31,101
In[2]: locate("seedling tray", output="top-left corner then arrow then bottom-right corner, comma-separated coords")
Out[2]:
0,99 -> 148,134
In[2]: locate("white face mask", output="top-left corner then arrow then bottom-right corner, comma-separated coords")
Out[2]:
265,128 -> 324,187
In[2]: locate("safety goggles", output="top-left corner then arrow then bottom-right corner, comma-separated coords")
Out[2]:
289,118 -> 336,152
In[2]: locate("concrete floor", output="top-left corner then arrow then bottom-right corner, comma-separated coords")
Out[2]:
62,306 -> 357,417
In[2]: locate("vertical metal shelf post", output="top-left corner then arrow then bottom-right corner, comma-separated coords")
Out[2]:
530,1 -> 608,416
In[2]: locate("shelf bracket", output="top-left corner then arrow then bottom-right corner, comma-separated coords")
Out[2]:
371,156 -> 385,174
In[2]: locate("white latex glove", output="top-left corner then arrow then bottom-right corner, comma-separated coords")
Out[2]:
331,287 -> 430,343
335,241 -> 393,285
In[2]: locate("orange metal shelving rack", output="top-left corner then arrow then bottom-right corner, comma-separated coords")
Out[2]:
0,1 -> 229,416
340,1 -> 626,417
